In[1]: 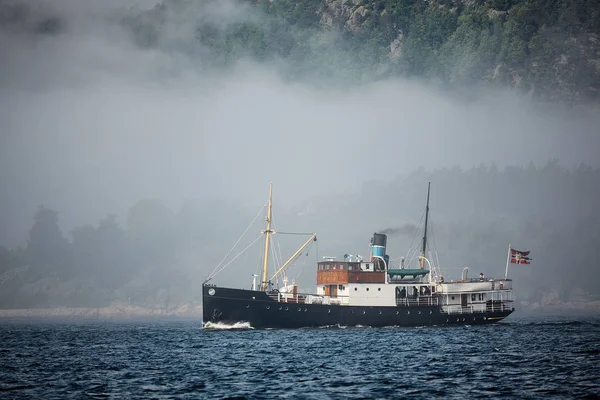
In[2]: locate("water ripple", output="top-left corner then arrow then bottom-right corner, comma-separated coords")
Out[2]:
0,315 -> 598,399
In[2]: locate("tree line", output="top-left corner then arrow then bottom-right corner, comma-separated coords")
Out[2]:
1,162 -> 598,309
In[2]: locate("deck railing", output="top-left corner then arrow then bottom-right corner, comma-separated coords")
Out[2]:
395,296 -> 439,307
442,301 -> 513,314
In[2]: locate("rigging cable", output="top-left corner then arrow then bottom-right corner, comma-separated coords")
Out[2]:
292,239 -> 315,283
206,234 -> 264,282
429,211 -> 442,275
204,204 -> 266,282
270,209 -> 285,279
403,210 -> 425,267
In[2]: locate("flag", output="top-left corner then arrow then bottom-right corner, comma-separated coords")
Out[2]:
511,248 -> 530,257
510,248 -> 531,264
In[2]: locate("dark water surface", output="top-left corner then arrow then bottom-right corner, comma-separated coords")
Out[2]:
1,314 -> 599,399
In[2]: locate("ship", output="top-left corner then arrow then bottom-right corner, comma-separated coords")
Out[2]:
202,182 -> 516,329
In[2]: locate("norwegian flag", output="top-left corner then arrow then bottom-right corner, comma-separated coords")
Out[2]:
510,248 -> 531,264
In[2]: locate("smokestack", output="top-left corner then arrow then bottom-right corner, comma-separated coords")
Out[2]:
370,233 -> 387,261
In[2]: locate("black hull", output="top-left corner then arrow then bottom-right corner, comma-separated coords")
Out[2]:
202,285 -> 514,329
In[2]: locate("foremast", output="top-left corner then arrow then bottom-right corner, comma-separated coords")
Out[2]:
420,182 -> 431,270
260,182 -> 273,291
259,183 -> 317,292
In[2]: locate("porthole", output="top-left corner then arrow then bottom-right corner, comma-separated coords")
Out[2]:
379,310 -> 382,315
304,308 -> 307,312
473,317 -> 476,321
354,288 -> 358,291
285,307 -> 289,311
451,296 -> 455,300
407,311 -> 410,315
266,305 -> 270,310
483,316 -> 487,321
396,311 -> 399,315
363,311 -> 366,315
429,310 -> 432,314
278,306 -> 282,311
297,307 -> 301,312
245,304 -> 250,308
462,318 -> 465,322
418,311 -> 421,315
378,288 -> 381,291
366,288 -> 370,291
446,318 -> 449,323
456,318 -> 459,322
351,310 -> 354,314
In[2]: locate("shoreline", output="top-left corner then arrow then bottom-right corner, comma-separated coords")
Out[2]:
0,304 -> 202,320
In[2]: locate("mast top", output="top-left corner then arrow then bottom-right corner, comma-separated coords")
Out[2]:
260,182 -> 273,291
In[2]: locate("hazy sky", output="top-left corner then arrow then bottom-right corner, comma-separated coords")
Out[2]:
1,0 -> 599,247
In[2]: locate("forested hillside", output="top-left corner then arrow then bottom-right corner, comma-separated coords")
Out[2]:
1,1 -> 599,314
126,0 -> 600,103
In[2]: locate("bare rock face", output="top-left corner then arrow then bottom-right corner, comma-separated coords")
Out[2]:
321,0 -> 369,32
492,63 -> 509,85
389,31 -> 404,60
346,5 -> 369,32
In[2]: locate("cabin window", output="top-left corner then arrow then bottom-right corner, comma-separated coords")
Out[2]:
396,287 -> 407,298
471,294 -> 476,301
333,265 -> 337,270
326,265 -> 330,270
348,265 -> 353,270
319,265 -> 323,271
451,296 -> 455,300
432,287 -> 436,293
340,264 -> 345,270
338,285 -> 345,290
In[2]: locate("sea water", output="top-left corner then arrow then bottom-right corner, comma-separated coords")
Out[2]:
1,314 -> 598,399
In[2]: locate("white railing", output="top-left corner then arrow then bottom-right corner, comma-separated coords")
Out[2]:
395,296 -> 439,307
442,301 -> 513,314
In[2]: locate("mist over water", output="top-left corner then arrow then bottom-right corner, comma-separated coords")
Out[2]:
1,0 -> 599,311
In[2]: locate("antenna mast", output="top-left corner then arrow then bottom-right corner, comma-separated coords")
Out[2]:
260,182 -> 273,291
421,182 -> 431,270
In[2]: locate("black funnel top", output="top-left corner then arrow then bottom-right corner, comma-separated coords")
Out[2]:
372,233 -> 387,247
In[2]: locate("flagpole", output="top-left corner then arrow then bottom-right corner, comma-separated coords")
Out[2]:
504,244 -> 511,280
